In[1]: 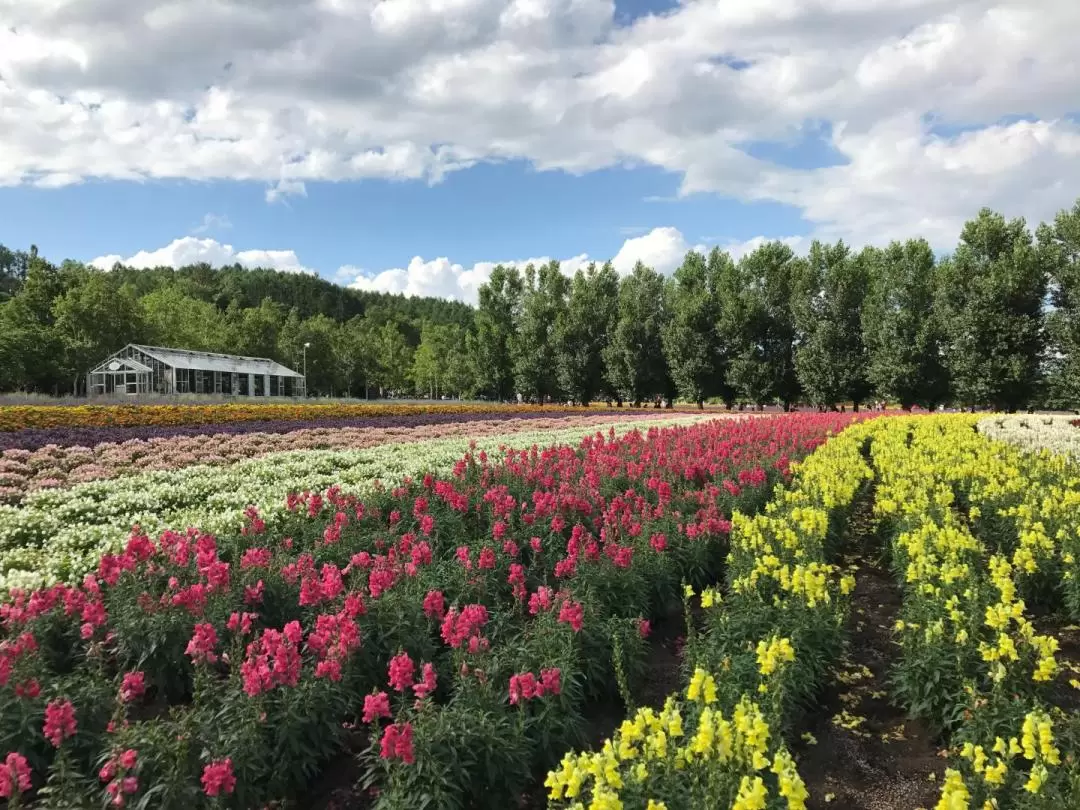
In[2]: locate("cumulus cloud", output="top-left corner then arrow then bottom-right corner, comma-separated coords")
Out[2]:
89,237 -> 315,275
2,0 -> 1078,246
88,225 -> 810,303
338,226 -> 779,303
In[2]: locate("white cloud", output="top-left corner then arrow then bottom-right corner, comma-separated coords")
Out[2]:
611,226 -> 705,275
342,251 -> 591,302
89,237 -> 316,275
89,226 -> 810,302
265,179 -> 308,204
1,0 -> 1078,247
191,213 -> 232,234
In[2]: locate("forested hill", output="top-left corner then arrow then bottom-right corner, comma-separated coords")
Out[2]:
0,245 -> 474,397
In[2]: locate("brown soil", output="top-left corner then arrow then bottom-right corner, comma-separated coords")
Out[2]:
795,498 -> 945,810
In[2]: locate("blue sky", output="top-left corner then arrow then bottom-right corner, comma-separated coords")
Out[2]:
0,0 -> 1077,302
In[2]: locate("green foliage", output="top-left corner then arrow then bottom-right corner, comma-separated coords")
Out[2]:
603,262 -> 672,406
662,249 -> 733,407
861,239 -> 948,409
725,242 -> 801,408
553,262 -> 619,405
1041,201 -> 1080,409
937,209 -> 1048,411
793,240 -> 871,409
469,265 -> 522,400
511,262 -> 568,403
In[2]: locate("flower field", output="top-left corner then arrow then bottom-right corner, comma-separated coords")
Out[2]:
0,414 -> 706,591
2,408 -> 1080,809
0,402 -> 604,432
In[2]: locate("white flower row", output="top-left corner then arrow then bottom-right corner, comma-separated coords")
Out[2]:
977,414 -> 1080,460
0,416 -> 707,592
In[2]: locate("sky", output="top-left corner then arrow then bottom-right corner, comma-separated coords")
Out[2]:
0,0 -> 1078,304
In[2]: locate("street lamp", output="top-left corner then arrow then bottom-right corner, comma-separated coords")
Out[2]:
303,342 -> 311,398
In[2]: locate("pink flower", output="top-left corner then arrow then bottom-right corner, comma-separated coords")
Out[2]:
0,752 -> 32,799
185,623 -> 219,665
119,672 -> 146,703
557,599 -> 584,633
43,699 -> 77,747
388,652 -> 415,693
201,759 -> 236,797
118,749 -> 137,770
637,618 -> 651,639
412,663 -> 438,700
422,589 -> 445,619
363,691 -> 391,723
379,722 -> 415,765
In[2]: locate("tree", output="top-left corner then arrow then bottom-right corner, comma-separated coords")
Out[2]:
861,240 -> 948,409
1041,199 -> 1080,409
511,262 -> 568,403
469,265 -> 523,400
603,262 -> 671,406
725,242 -> 802,409
412,322 -> 472,399
52,270 -> 144,395
228,297 -> 285,361
554,262 -> 619,405
937,209 -> 1047,411
140,285 -> 229,352
792,240 -> 871,410
662,250 -> 725,408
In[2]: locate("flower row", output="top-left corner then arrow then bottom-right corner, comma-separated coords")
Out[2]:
0,411 -> 665,503
978,414 -> 1080,460
0,407 -> 645,453
0,415 -> 706,592
0,402 -> 600,432
871,416 -> 1080,808
0,414 -> 852,808
545,414 -> 879,808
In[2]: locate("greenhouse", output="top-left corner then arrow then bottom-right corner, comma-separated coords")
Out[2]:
87,344 -> 306,398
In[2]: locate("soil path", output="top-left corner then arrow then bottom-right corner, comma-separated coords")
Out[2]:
795,491 -> 944,810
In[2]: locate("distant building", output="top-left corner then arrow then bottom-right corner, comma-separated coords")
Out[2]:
87,344 -> 306,398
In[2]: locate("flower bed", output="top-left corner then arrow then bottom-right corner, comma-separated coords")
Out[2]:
0,411 -> 670,500
0,408 -> 636,452
0,414 -> 852,809
546,415 -> 1080,809
874,416 -> 1080,808
978,414 -> 1080,459
0,402 -> 604,432
546,414 -> 878,809
0,416 -> 708,592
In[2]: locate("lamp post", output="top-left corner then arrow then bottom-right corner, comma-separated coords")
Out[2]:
303,342 -> 310,398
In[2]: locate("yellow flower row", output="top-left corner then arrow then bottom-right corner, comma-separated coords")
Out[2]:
864,416 -> 1078,808
545,671 -> 808,810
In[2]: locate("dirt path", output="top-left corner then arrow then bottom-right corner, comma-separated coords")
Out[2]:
795,493 -> 944,810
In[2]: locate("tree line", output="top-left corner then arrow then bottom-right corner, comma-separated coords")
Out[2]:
2,199 -> 1078,410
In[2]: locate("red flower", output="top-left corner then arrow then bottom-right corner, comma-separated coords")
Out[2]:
422,589 -> 445,619
43,699 -> 77,747
0,752 -> 32,799
557,599 -> 584,632
119,671 -> 146,703
388,652 -> 415,693
201,759 -> 236,797
379,722 -> 415,765
412,663 -> 437,700
362,691 -> 391,723
185,623 -> 219,665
